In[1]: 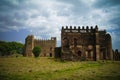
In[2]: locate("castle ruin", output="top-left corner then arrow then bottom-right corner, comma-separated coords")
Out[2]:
24,35 -> 56,57
61,25 -> 113,61
24,25 -> 115,61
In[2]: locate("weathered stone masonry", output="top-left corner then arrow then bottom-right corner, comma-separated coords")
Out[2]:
24,35 -> 56,57
61,25 -> 113,61
24,25 -> 117,61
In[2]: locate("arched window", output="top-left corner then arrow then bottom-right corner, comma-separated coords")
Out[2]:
63,37 -> 69,48
77,51 -> 81,57
74,38 -> 77,47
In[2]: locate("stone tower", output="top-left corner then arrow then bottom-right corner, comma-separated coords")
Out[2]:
24,35 -> 34,57
24,35 -> 56,57
61,25 -> 113,61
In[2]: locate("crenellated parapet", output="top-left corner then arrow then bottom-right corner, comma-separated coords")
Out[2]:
61,25 -> 112,61
34,37 -> 56,42
62,25 -> 100,33
24,35 -> 56,57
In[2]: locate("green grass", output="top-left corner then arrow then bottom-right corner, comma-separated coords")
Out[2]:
0,57 -> 120,80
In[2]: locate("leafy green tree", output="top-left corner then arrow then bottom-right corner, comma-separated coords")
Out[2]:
8,42 -> 24,54
32,46 -> 41,57
10,50 -> 17,54
0,41 -> 10,56
0,41 -> 24,56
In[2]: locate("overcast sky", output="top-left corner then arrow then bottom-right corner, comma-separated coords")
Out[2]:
0,0 -> 120,50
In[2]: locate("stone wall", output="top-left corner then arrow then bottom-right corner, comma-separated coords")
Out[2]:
61,25 -> 113,61
113,49 -> 120,61
24,35 -> 56,57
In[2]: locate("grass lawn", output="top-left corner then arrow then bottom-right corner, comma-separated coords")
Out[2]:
0,57 -> 120,80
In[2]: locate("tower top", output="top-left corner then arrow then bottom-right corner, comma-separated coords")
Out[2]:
61,25 -> 99,30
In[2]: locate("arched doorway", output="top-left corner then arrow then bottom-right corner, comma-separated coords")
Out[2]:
50,53 -> 52,57
77,51 -> 81,57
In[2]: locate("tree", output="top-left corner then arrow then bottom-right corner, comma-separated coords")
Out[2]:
0,41 -> 24,56
32,46 -> 41,57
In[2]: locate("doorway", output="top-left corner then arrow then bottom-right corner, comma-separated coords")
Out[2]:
77,51 -> 81,57
50,53 -> 52,57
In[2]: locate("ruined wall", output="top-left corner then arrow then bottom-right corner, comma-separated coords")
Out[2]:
24,35 -> 56,57
24,35 -> 34,57
113,49 -> 120,61
24,25 -> 113,61
61,25 -> 113,61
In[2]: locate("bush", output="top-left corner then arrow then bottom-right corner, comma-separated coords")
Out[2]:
32,46 -> 41,57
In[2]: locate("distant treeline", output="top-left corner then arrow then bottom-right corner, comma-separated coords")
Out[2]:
0,41 -> 24,56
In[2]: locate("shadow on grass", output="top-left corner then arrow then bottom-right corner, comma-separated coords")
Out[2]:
0,73 -> 32,80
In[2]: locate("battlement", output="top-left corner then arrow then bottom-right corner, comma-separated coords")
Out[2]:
62,25 -> 98,29
62,25 -> 101,33
24,35 -> 56,57
25,35 -> 56,41
34,37 -> 56,42
61,25 -> 112,61
24,25 -> 113,61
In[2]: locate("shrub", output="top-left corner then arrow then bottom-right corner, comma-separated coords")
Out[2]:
32,46 -> 41,57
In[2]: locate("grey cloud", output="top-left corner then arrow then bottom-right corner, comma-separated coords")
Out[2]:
0,0 -> 120,49
110,31 -> 120,50
93,0 -> 120,8
0,0 -> 30,31
109,17 -> 120,28
0,0 -> 22,11
59,0 -> 91,16
14,12 -> 29,20
92,0 -> 120,30
0,12 -> 26,31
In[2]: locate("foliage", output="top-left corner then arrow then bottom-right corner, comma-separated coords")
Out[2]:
32,46 -> 41,57
0,41 -> 24,56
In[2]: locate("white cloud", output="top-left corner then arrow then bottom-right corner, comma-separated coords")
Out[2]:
0,0 -> 120,48
22,0 -> 120,47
